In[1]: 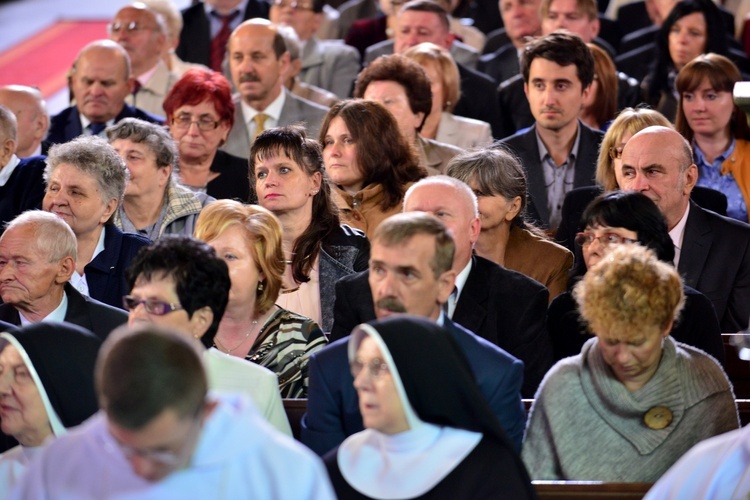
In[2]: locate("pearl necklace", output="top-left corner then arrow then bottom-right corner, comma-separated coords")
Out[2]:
214,320 -> 258,354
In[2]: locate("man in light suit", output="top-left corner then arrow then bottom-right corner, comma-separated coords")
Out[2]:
301,212 -> 527,456
501,31 -> 603,231
329,176 -> 552,397
618,126 -> 750,333
222,19 -> 328,159
0,211 -> 127,340
45,41 -> 164,152
270,0 -> 360,98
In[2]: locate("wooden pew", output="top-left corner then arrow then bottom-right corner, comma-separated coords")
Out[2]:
282,398 -> 307,440
533,481 -> 652,499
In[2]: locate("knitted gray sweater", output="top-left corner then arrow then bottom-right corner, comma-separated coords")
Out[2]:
522,337 -> 739,481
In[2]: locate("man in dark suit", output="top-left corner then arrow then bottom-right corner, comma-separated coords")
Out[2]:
331,176 -> 552,396
301,212 -> 527,456
177,0 -> 269,69
618,125 -> 750,333
222,19 -> 328,159
0,211 -> 127,340
501,32 -> 603,231
44,41 -> 163,153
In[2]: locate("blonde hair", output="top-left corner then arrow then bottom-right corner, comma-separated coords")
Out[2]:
194,200 -> 285,314
402,43 -> 460,113
574,245 -> 684,340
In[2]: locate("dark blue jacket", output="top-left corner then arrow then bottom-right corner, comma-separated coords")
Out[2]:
0,155 -> 46,230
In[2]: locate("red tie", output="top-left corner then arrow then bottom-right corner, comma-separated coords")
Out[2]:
210,11 -> 239,72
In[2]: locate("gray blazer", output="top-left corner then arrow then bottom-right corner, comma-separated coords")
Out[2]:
436,112 -> 492,150
221,90 -> 329,159
364,39 -> 479,69
300,37 -> 360,98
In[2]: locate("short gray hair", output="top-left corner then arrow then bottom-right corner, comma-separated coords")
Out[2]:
106,118 -> 177,170
4,210 -> 78,262
45,135 -> 128,205
0,105 -> 18,143
404,175 -> 479,217
277,25 -> 301,61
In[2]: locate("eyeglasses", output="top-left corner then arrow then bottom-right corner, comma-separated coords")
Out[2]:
350,358 -> 390,379
575,232 -> 638,247
122,296 -> 183,316
171,115 -> 221,131
608,145 -> 625,160
107,21 -> 155,36
272,0 -> 314,10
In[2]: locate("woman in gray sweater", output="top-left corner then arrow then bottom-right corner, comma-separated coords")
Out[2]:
522,244 -> 738,482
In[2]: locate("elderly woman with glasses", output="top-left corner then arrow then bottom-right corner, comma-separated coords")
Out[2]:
107,118 -> 213,240
163,69 -> 250,202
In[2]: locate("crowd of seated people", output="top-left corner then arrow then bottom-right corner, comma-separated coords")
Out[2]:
4,0 -> 750,494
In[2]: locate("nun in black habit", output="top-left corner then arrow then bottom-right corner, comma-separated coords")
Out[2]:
324,315 -> 537,499
0,322 -> 101,494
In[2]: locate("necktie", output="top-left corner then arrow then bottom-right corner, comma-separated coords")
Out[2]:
210,11 -> 239,72
88,123 -> 106,136
442,286 -> 458,317
252,113 -> 269,142
131,79 -> 141,97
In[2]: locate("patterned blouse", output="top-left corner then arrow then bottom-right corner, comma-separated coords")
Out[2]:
244,307 -> 328,398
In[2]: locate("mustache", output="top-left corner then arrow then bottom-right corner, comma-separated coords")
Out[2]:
239,72 -> 261,83
375,297 -> 406,313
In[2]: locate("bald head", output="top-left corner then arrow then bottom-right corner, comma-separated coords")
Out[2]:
109,3 -> 166,76
0,106 -> 17,168
0,86 -> 48,158
617,126 -> 697,230
71,41 -> 132,124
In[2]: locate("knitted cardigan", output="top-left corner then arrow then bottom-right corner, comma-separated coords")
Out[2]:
522,336 -> 739,482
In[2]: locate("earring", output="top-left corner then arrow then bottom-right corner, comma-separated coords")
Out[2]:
257,281 -> 264,292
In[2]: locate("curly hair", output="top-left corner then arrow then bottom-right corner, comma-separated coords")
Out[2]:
574,244 -> 684,340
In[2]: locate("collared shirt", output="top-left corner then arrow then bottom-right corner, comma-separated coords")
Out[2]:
240,89 -> 286,141
536,124 -> 581,231
69,227 -> 107,297
0,154 -> 20,187
204,0 -> 248,37
79,114 -> 115,135
135,64 -> 158,87
694,139 -> 747,222
669,202 -> 691,269
445,259 -> 472,319
19,292 -> 68,326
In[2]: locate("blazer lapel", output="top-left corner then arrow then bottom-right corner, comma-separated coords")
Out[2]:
301,37 -> 324,70
0,306 -> 21,326
573,123 -> 600,188
452,257 -> 488,337
520,127 -> 551,224
678,202 -> 712,288
62,283 -> 94,332
66,108 -> 84,140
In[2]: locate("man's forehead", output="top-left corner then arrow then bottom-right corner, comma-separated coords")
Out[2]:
372,237 -> 435,263
398,10 -> 444,28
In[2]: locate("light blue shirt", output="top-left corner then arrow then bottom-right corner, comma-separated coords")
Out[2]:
694,139 -> 747,222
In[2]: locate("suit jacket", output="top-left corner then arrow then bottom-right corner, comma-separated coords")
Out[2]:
85,225 -> 152,310
176,0 -> 270,67
299,37 -> 360,99
363,38 -> 480,69
0,283 -> 127,341
478,44 -> 520,85
417,135 -> 464,175
344,13 -> 386,60
435,112 -> 492,150
45,104 -> 164,151
501,121 -> 603,228
330,256 -> 552,397
125,60 -> 178,118
453,63 -> 502,139
221,90 -> 329,159
0,156 -> 46,230
679,201 -> 750,333
616,0 -> 734,38
337,0 -> 379,43
301,316 -> 527,456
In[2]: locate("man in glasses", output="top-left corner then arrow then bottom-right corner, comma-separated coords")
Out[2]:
108,3 -> 179,118
12,324 -> 335,497
45,40 -> 163,151
0,211 -> 127,340
269,0 -> 360,99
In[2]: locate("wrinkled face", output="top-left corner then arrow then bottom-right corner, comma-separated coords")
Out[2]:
0,225 -> 66,311
581,225 -> 639,269
525,58 -> 589,133
363,80 -> 423,141
0,91 -> 44,156
501,0 -> 542,44
542,0 -> 599,41
668,12 -> 707,71
420,61 -> 445,116
681,79 -> 734,139
0,343 -> 51,445
107,408 -> 202,482
403,183 -> 480,269
228,26 -> 288,107
111,139 -> 170,199
43,163 -> 116,238
467,179 -> 519,232
205,225 -> 262,308
394,10 -> 452,54
169,100 -> 231,164
254,152 -> 321,215
352,336 -> 409,435
127,275 -> 206,339
109,6 -> 164,71
369,234 -> 451,320
322,116 -> 364,192
71,49 -> 131,123
617,131 -> 696,229
269,0 -> 321,41
597,328 -> 666,390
